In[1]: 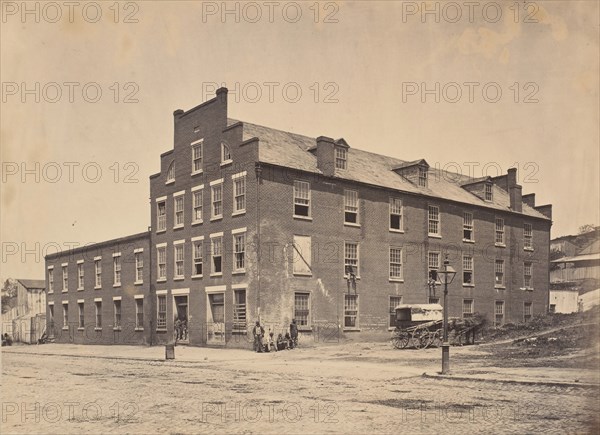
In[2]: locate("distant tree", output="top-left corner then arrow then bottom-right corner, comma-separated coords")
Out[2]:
578,224 -> 596,234
1,278 -> 18,313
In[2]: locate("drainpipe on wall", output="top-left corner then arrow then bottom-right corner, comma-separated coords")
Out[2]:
148,223 -> 154,347
255,162 -> 262,324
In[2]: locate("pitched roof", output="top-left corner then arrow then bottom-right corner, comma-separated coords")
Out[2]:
17,279 -> 45,290
241,121 -> 549,220
551,253 -> 600,263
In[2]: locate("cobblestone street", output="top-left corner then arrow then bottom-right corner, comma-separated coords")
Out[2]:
2,343 -> 598,434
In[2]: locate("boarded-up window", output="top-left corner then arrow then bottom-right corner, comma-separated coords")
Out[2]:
292,235 -> 311,275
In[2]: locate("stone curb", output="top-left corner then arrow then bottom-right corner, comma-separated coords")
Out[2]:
422,372 -> 600,389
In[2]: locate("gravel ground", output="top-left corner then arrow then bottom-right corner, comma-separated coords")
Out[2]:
1,342 -> 599,434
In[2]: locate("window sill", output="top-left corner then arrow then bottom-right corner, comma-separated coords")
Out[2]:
173,277 -> 184,281
191,274 -> 203,279
77,287 -> 84,291
344,222 -> 361,228
343,328 -> 361,332
521,287 -> 534,292
48,291 -> 54,294
62,290 -> 68,293
62,326 -> 69,330
210,273 -> 223,277
462,239 -> 475,244
165,180 -> 175,185
298,327 -> 312,332
232,270 -> 246,275
191,170 -> 203,176
428,234 -> 442,239
232,210 -> 246,217
156,229 -> 166,234
524,247 -> 534,252
78,327 -> 84,331
157,278 -> 166,283
135,327 -> 144,331
134,281 -> 143,285
495,243 -> 506,248
220,160 -> 233,167
293,215 -> 312,221
463,284 -> 475,287
94,286 -> 101,290
113,327 -> 122,331
210,216 -> 223,222
389,279 -> 404,283
95,327 -> 102,331
156,328 -> 167,332
192,220 -> 203,226
173,225 -> 184,230
389,229 -> 404,234
343,275 -> 361,280
113,284 -> 121,288
495,286 -> 506,290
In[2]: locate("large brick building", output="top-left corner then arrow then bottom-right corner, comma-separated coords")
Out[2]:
46,88 -> 552,347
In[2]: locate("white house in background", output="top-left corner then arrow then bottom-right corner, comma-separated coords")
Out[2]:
2,279 -> 46,343
548,289 -> 579,313
579,288 -> 600,312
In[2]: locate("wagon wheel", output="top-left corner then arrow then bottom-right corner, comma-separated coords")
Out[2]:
412,329 -> 427,349
391,331 -> 410,349
422,331 -> 436,349
429,330 -> 443,348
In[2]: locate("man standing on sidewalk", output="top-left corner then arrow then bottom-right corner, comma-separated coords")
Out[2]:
252,321 -> 264,352
290,319 -> 298,348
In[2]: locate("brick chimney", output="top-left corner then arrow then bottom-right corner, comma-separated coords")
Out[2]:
507,168 -> 522,212
314,136 -> 336,177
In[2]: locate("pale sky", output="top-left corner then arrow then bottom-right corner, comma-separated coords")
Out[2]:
1,1 -> 599,281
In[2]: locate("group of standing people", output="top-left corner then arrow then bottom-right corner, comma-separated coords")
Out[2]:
253,319 -> 298,353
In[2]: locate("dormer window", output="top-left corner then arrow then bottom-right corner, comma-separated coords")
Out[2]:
221,142 -> 232,165
166,161 -> 175,183
418,167 -> 428,187
335,146 -> 347,169
485,183 -> 493,201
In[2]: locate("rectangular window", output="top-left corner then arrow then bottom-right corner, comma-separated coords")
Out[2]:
495,301 -> 504,327
428,297 -> 440,305
174,194 -> 184,228
462,299 -> 474,318
211,236 -> 223,275
62,266 -> 68,291
524,262 -> 533,289
293,180 -> 310,217
233,290 -> 247,333
344,242 -> 359,276
344,294 -> 359,329
463,256 -> 474,285
234,233 -> 245,272
292,235 -> 312,275
174,243 -> 184,278
48,305 -> 54,328
157,201 -> 166,232
193,240 -> 203,276
48,269 -> 54,293
113,300 -> 121,329
211,183 -> 223,219
495,218 -> 505,245
136,298 -> 144,329
485,184 -> 493,201
344,190 -> 359,224
389,198 -> 403,231
157,295 -> 167,330
524,223 -> 533,250
62,303 -> 68,328
463,212 -> 474,241
428,206 -> 440,236
335,146 -> 347,169
418,167 -> 428,187
495,260 -> 505,287
95,301 -> 102,328
294,293 -> 310,327
135,252 -> 143,283
78,302 -> 84,328
389,247 -> 403,280
233,175 -> 246,214
192,141 -> 203,173
523,302 -> 532,322
193,189 -> 203,224
94,260 -> 101,288
428,251 -> 440,280
113,255 -> 121,286
157,246 -> 167,280
77,263 -> 84,290
389,296 -> 402,328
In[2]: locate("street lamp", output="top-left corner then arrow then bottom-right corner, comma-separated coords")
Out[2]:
437,256 -> 456,374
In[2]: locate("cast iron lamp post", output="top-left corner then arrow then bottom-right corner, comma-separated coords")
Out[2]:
437,256 -> 456,374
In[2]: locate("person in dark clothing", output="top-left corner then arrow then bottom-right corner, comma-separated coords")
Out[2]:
290,319 -> 298,348
277,333 -> 287,351
252,321 -> 265,352
285,332 -> 293,349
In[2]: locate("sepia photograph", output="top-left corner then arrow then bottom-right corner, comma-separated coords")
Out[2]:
1,1 -> 599,433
